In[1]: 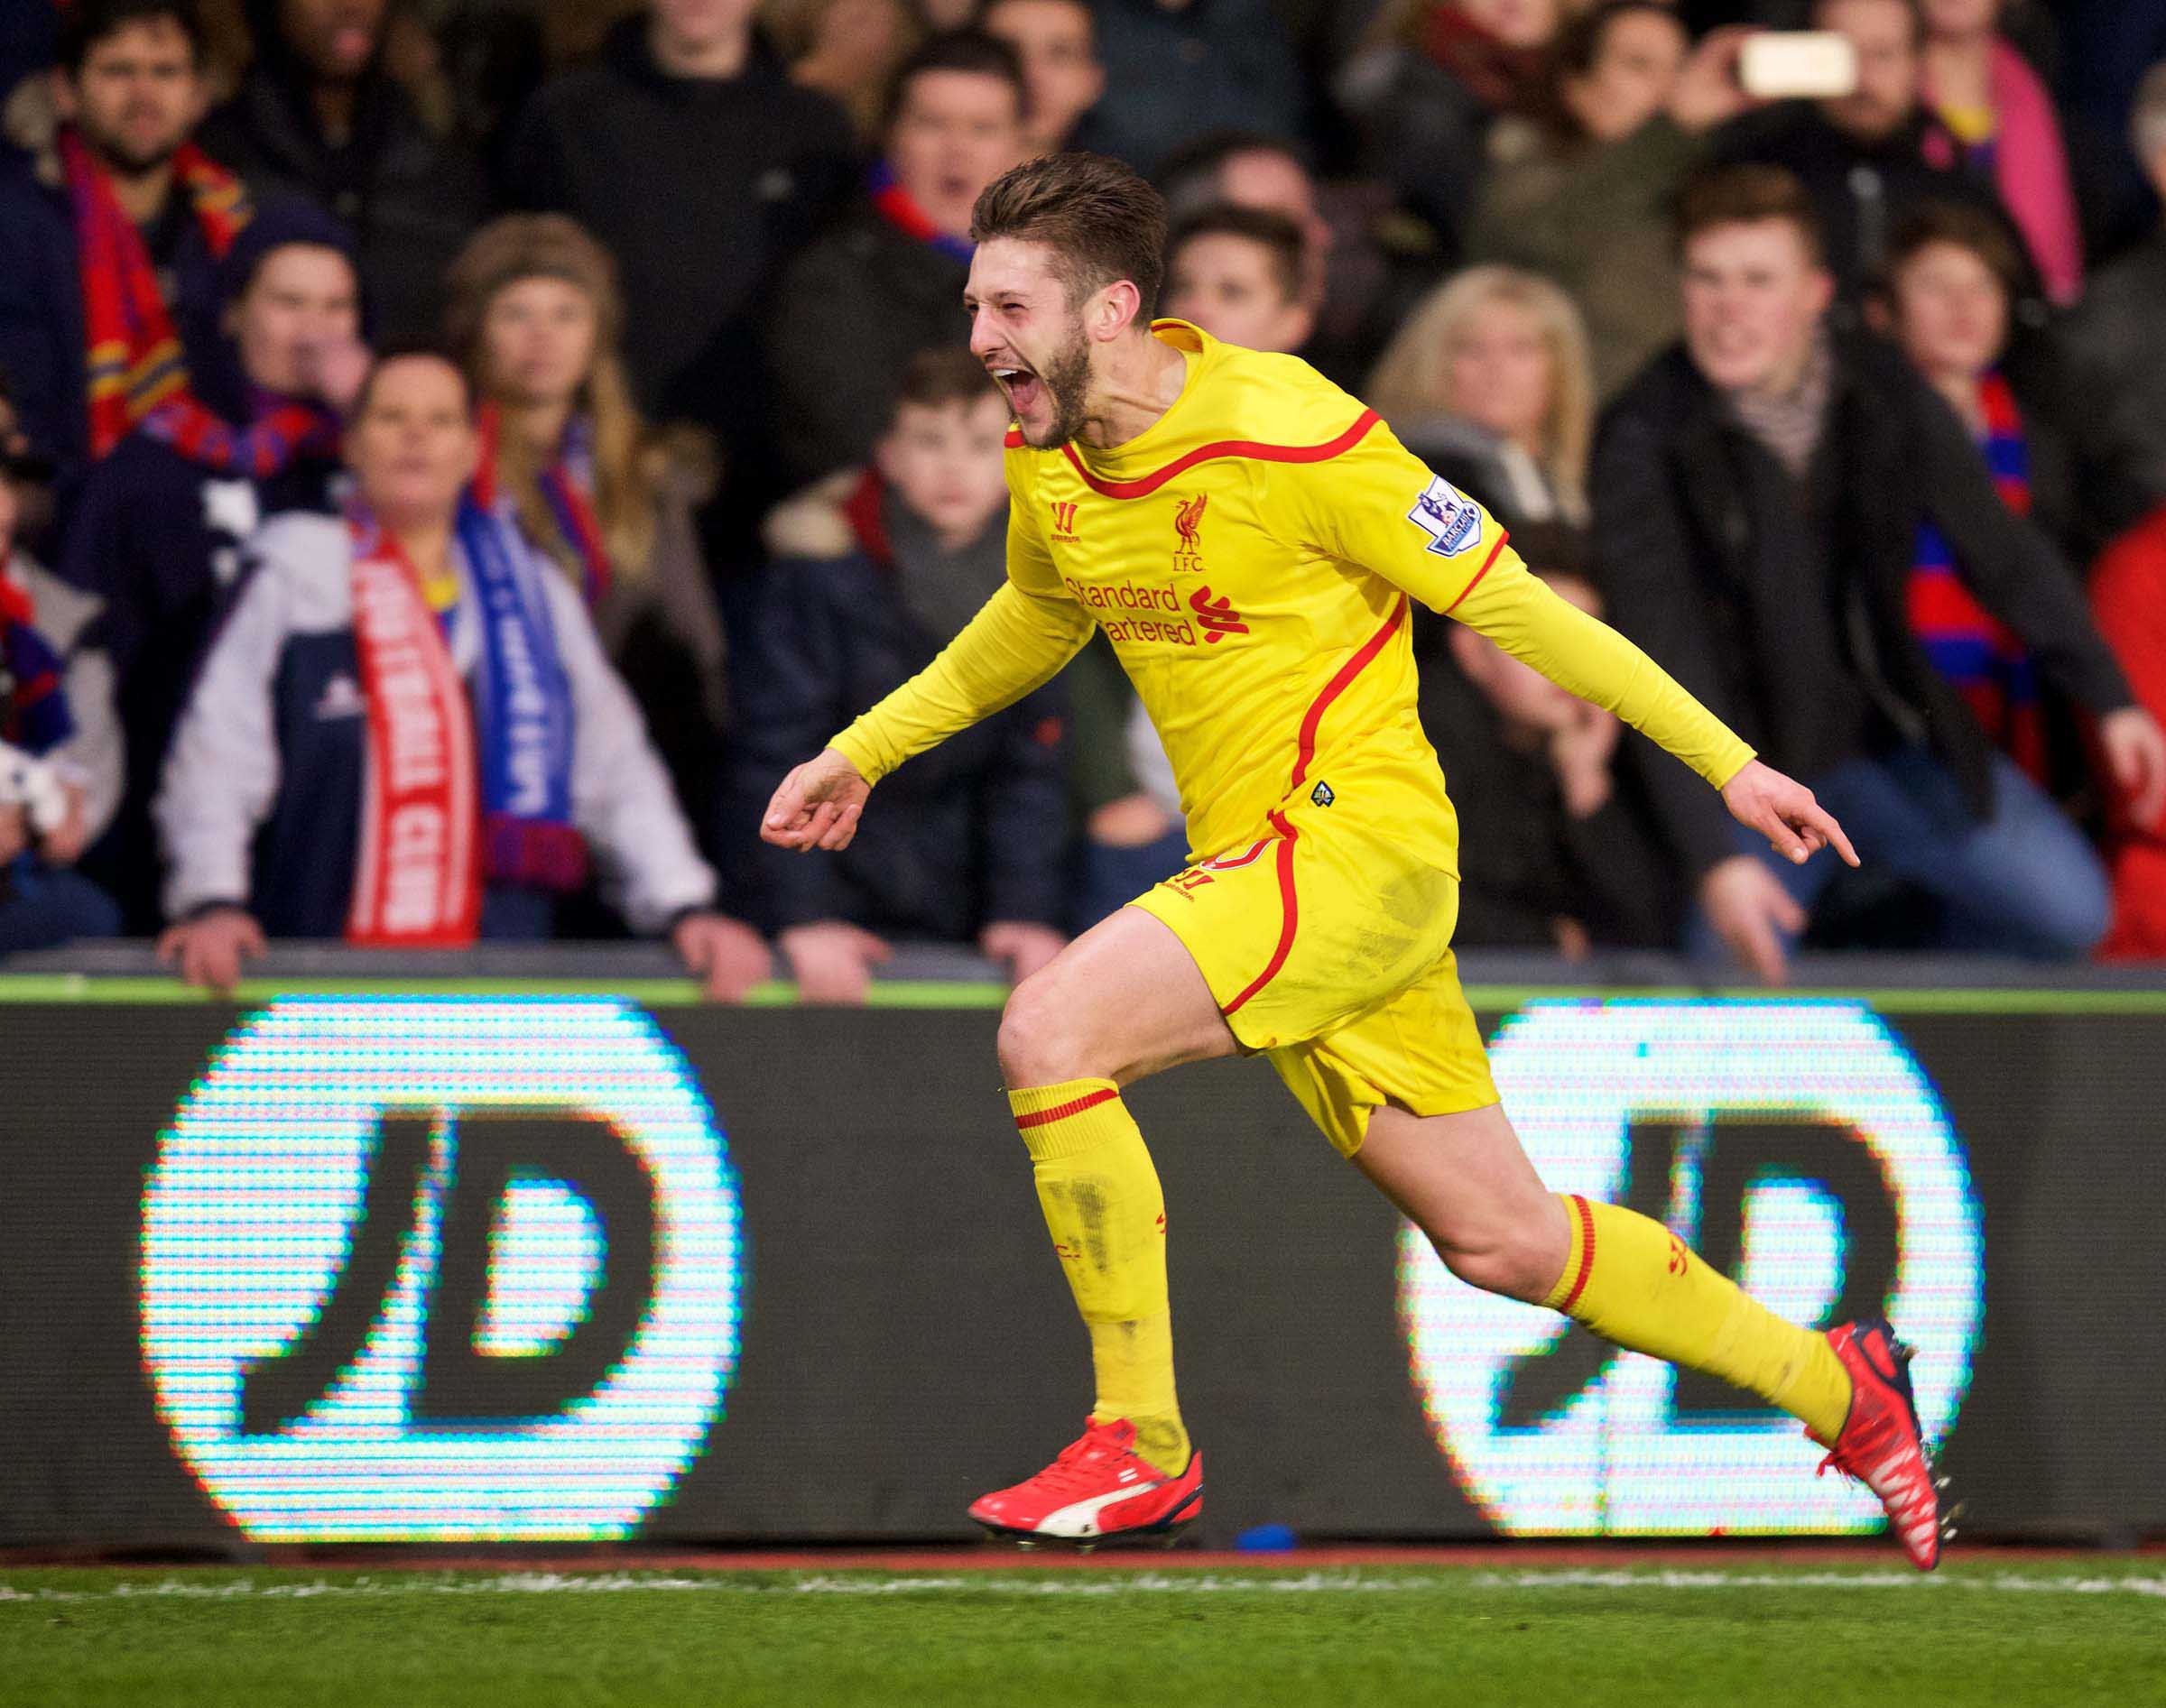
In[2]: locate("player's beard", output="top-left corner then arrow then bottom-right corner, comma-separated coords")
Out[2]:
1032,328 -> 1095,449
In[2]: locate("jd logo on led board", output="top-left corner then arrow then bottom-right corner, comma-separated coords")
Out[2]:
140,997 -> 743,1542
1398,1001 -> 1983,1536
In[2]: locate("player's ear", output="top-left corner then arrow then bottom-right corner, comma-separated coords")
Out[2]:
1091,279 -> 1143,343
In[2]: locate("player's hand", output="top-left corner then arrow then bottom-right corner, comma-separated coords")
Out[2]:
157,906 -> 266,994
980,920 -> 1067,985
2099,706 -> 2166,831
762,748 -> 871,853
779,919 -> 893,1004
1721,758 -> 1858,868
1669,24 -> 1763,131
671,910 -> 773,1002
1699,855 -> 1804,987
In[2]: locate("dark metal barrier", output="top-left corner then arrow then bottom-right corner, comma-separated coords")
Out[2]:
0,950 -> 2161,1550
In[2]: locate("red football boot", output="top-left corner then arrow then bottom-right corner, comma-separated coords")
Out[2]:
968,1419 -> 1203,1546
1814,1318 -> 1948,1571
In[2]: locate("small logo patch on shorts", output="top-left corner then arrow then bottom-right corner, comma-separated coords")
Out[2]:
1310,780 -> 1335,807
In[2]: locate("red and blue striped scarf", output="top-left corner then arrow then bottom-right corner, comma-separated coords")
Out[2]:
62,126 -> 338,473
474,405 -> 614,607
867,160 -> 977,264
0,568 -> 73,756
1906,371 -> 2045,780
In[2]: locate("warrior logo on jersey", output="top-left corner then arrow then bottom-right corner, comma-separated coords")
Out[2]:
1172,493 -> 1208,573
1407,475 -> 1482,559
1050,500 -> 1080,541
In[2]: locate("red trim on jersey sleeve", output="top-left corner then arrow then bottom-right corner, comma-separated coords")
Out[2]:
1442,530 -> 1512,614
1288,596 -> 1409,793
1059,409 -> 1383,500
1222,812 -> 1301,1017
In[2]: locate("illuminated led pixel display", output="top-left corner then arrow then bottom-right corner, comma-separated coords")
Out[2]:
139,998 -> 742,1542
1399,1000 -> 1984,1536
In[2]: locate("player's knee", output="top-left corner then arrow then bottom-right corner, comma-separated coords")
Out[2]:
996,973 -> 1085,1086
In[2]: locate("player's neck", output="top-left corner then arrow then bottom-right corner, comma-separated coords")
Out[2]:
1076,334 -> 1189,452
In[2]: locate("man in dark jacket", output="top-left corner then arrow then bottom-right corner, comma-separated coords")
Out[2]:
1715,0 -> 2020,309
1594,165 -> 2166,982
765,30 -> 1029,491
735,349 -> 1069,1002
508,0 -> 856,540
2067,62 -> 2166,495
0,0 -> 230,495
197,0 -> 487,341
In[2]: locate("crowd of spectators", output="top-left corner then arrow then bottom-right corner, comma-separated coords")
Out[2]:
5,0 -> 2166,997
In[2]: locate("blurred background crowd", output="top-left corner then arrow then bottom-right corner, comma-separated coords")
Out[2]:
5,0 -> 2166,999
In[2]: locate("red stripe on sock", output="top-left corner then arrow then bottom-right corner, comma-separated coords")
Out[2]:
1014,1086 -> 1120,1130
1557,1194 -> 1598,1314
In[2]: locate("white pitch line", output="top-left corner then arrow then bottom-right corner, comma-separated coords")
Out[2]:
0,1568 -> 2161,1606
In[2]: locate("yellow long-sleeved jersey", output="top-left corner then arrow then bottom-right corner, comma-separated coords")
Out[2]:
831,321 -> 1754,871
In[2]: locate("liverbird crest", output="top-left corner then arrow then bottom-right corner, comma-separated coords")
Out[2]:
1173,493 -> 1208,544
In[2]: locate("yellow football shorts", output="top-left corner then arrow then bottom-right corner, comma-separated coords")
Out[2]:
1128,794 -> 1498,1157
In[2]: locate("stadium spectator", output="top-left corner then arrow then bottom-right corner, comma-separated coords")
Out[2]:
443,213 -> 730,845
766,29 -> 1028,489
1716,0 -> 2021,308
1365,264 -> 1593,529
1419,529 -> 1679,952
1871,202 -> 2161,788
1069,0 -> 1303,176
1592,165 -> 2166,981
735,349 -> 1068,1002
1473,8 -> 1759,398
1162,205 -> 1315,355
197,0 -> 487,342
979,0 -> 1104,156
1334,0 -> 1562,261
0,450 -> 124,954
153,349 -> 770,995
2066,64 -> 2166,498
60,203 -> 364,932
504,0 -> 856,549
2091,507 -> 2166,958
1918,0 -> 2083,303
0,0 -> 236,492
764,0 -> 921,141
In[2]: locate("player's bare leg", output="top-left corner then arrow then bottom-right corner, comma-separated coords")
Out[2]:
969,905 -> 1232,1546
1355,1102 -> 1948,1567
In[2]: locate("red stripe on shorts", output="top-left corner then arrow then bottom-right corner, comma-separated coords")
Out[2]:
1223,811 -> 1301,1016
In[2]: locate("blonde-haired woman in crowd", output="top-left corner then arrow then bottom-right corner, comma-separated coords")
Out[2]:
444,213 -> 728,825
1365,263 -> 1593,527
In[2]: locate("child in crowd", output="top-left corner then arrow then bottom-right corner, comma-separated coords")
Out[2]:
1162,204 -> 1317,355
737,347 -> 1069,1002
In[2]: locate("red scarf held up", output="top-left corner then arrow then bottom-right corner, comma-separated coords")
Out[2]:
346,517 -> 483,947
60,125 -> 253,458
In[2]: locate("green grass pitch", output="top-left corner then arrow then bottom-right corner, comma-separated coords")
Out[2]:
3,1559 -> 2162,1707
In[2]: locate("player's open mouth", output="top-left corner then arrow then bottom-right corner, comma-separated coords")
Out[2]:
992,365 -> 1041,414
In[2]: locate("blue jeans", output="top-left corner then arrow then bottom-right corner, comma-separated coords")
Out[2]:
1688,746 -> 2110,963
0,865 -> 122,954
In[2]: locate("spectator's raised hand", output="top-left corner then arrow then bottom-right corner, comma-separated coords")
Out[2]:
672,911 -> 774,1002
2100,706 -> 2166,831
157,907 -> 267,994
780,919 -> 893,1004
1699,855 -> 1806,987
762,748 -> 872,853
980,920 -> 1066,986
1668,25 -> 1763,133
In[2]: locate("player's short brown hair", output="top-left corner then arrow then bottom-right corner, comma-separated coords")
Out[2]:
1168,203 -> 1305,306
971,152 -> 1167,318
894,345 -> 1001,414
1674,164 -> 1828,266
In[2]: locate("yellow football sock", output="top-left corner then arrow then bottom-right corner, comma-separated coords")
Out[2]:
1010,1078 -> 1190,1477
1542,1194 -> 1853,1443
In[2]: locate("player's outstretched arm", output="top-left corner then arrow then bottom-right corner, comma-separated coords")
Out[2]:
1720,757 -> 1859,869
761,748 -> 872,854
